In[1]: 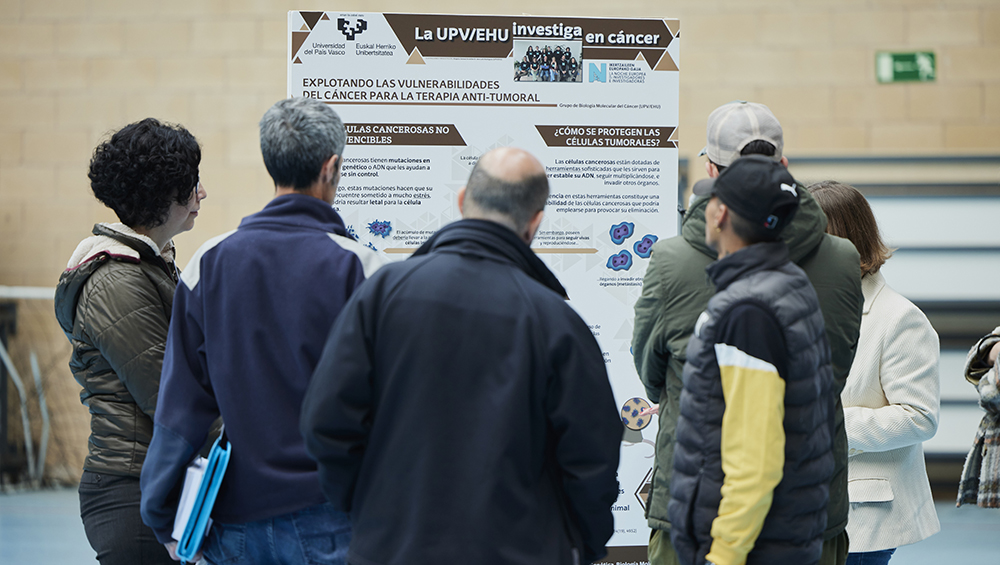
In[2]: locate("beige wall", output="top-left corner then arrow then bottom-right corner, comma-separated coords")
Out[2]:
1,0 -> 998,285
0,1 -> 998,480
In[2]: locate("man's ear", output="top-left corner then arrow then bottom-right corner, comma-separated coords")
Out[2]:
321,154 -> 340,184
716,202 -> 729,230
523,210 -> 544,244
457,186 -> 467,216
705,160 -> 720,178
779,156 -> 789,168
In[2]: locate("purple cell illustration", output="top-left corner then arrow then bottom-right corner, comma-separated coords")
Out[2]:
633,234 -> 659,258
367,219 -> 392,238
609,221 -> 635,245
607,250 -> 633,271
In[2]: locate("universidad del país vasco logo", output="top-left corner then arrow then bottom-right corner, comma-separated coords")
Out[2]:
338,18 -> 367,40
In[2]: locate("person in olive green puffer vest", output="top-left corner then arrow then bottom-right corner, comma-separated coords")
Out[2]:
633,101 -> 863,565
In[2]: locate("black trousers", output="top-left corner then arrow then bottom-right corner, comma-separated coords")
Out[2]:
79,470 -> 175,565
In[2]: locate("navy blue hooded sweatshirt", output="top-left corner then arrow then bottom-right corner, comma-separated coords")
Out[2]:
140,194 -> 383,544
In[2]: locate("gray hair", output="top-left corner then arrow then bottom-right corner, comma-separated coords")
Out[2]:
259,97 -> 346,190
466,163 -> 549,232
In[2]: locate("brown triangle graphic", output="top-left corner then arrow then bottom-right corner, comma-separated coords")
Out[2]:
507,49 -> 513,58
301,11 -> 324,30
291,31 -> 311,61
300,24 -> 309,31
407,48 -> 426,65
654,51 -> 679,71
642,50 -> 666,69
665,19 -> 680,37
293,57 -> 302,64
669,127 -> 678,141
320,14 -> 330,20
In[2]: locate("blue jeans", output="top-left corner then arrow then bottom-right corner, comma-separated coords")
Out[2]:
202,502 -> 350,565
846,548 -> 896,565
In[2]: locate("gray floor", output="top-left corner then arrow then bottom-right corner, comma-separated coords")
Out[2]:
1,488 -> 95,564
1,488 -> 999,564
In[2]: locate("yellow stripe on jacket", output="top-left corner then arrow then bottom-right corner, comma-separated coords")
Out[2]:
706,343 -> 786,565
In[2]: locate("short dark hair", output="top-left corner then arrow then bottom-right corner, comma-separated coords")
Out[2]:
88,118 -> 201,228
711,140 -> 777,174
728,208 -> 781,244
808,180 -> 892,275
466,164 -> 549,232
259,97 -> 345,190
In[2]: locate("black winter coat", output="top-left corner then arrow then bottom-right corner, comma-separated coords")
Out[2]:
301,219 -> 622,565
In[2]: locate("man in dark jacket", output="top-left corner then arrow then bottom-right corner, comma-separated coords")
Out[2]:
300,147 -> 622,565
669,156 -> 835,565
633,101 -> 862,565
139,97 -> 384,564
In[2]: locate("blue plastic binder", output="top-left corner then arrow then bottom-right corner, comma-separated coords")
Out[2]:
176,430 -> 231,564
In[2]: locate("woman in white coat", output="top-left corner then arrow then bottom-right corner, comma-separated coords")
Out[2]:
811,181 -> 940,565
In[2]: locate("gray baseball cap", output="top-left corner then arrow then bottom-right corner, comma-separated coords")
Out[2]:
699,101 -> 783,167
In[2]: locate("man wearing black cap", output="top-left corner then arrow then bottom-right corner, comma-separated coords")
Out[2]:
668,156 -> 835,565
633,101 -> 861,565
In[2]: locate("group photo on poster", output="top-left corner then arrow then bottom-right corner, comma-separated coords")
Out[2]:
513,41 -> 583,82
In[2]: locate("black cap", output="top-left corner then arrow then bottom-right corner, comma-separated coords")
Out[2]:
710,155 -> 800,236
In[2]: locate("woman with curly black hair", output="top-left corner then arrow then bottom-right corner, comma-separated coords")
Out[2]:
54,118 -> 206,565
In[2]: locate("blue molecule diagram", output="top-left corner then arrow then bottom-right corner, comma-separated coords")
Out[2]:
633,234 -> 658,258
367,219 -> 392,238
609,221 -> 635,245
607,250 -> 633,271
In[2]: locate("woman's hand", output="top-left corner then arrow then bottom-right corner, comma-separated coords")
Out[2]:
639,404 -> 659,417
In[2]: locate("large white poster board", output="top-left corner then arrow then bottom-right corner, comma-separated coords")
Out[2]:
289,11 -> 679,562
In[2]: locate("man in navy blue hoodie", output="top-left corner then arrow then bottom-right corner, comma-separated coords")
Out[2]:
140,97 -> 383,564
300,147 -> 622,565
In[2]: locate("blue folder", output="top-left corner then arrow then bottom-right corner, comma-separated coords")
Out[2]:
177,430 -> 231,564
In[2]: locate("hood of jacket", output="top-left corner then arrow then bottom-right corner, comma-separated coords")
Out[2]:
705,240 -> 792,292
683,185 -> 828,264
55,223 -> 175,335
412,218 -> 568,299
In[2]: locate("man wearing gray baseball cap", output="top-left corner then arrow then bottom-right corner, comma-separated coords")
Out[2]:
702,100 -> 785,172
633,101 -> 863,565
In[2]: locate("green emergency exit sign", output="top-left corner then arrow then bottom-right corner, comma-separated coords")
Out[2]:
876,51 -> 936,83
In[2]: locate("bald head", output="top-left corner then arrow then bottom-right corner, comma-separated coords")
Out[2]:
463,147 -> 549,237
476,147 -> 546,183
